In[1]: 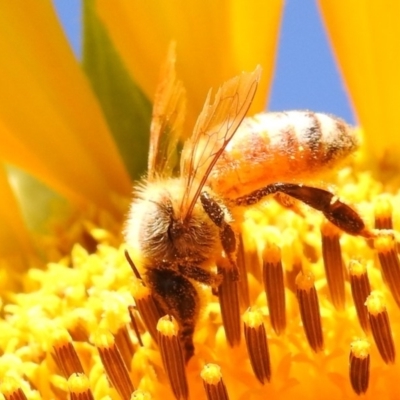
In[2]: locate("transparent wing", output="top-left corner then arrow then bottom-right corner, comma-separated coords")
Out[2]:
180,65 -> 262,219
147,42 -> 187,181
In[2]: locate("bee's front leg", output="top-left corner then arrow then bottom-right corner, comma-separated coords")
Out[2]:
145,265 -> 199,362
200,191 -> 239,280
178,264 -> 222,288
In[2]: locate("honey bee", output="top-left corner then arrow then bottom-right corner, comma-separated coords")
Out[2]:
125,46 -> 369,362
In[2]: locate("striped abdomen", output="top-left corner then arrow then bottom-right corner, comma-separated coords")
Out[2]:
208,111 -> 358,198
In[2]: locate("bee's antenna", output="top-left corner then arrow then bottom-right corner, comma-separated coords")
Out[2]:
124,250 -> 143,281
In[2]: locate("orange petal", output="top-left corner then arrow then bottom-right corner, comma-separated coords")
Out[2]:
0,2 -> 131,211
318,1 -> 400,168
96,0 -> 283,127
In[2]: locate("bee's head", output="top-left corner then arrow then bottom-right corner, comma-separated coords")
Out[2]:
125,180 -> 220,266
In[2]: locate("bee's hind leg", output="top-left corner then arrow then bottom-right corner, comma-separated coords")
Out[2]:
200,191 -> 239,280
235,183 -> 371,237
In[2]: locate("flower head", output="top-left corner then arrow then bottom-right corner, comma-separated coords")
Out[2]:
0,1 -> 400,400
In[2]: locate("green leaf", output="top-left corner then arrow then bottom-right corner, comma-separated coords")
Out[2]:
82,0 -> 152,180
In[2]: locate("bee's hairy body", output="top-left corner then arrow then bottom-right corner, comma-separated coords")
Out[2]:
127,179 -> 230,360
125,57 -> 369,363
128,179 -> 225,267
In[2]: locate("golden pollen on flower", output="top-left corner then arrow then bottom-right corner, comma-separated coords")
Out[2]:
201,364 -> 230,400
132,389 -> 153,400
243,307 -> 271,384
157,315 -> 189,400
262,243 -> 286,335
349,339 -> 370,395
68,373 -> 94,400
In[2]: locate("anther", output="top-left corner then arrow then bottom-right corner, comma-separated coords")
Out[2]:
348,259 -> 371,333
241,233 -> 262,281
68,373 -> 94,400
262,243 -> 286,335
52,329 -> 84,378
201,364 -> 230,400
128,305 -> 144,346
236,234 -> 250,309
243,307 -> 271,384
217,260 -> 241,346
349,339 -> 370,395
375,233 -> 400,308
130,280 -> 164,343
295,270 -> 324,352
114,325 -> 135,368
321,222 -> 345,310
365,291 -> 396,364
132,390 -> 153,399
94,329 -> 135,400
374,197 -> 393,230
0,377 -> 28,400
157,315 -> 189,400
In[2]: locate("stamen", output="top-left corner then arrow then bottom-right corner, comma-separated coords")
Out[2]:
236,234 -> 250,309
130,280 -> 164,343
94,329 -> 135,400
375,233 -> 400,308
285,255 -> 302,293
365,291 -> 396,364
295,270 -> 324,352
374,197 -> 393,229
131,390 -> 152,399
68,373 -> 94,400
201,364 -> 230,400
114,325 -> 135,368
349,339 -> 370,395
217,260 -> 241,346
262,243 -> 286,335
157,315 -> 189,400
348,259 -> 371,333
0,377 -> 28,400
128,305 -> 144,346
321,222 -> 345,310
241,233 -> 262,281
67,319 -> 89,342
52,329 -> 84,378
243,307 -> 271,384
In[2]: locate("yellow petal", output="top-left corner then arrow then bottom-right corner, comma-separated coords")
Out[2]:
96,0 -> 283,127
0,1 -> 131,211
318,1 -> 400,168
0,164 -> 32,272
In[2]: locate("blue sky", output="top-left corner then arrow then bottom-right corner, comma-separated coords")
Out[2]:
53,0 -> 355,124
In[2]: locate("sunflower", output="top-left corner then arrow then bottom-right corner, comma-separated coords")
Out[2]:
0,1 -> 399,399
